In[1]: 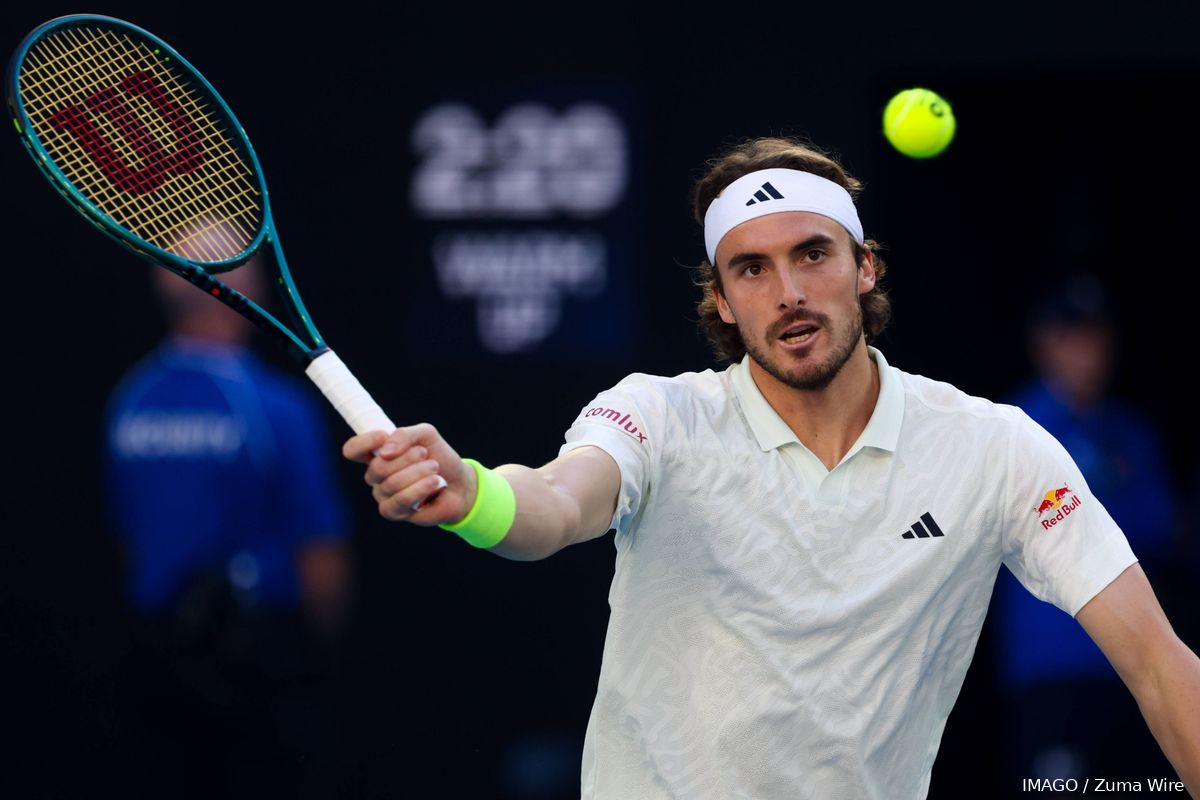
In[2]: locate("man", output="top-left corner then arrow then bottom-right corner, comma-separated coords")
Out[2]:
344,138 -> 1200,799
106,241 -> 350,799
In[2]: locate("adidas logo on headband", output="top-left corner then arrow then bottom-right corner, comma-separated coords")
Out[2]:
704,168 -> 865,263
745,181 -> 784,206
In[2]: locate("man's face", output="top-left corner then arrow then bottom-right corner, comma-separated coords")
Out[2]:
714,211 -> 875,392
1032,321 -> 1113,407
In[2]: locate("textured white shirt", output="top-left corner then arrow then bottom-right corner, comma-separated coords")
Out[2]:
557,346 -> 1136,800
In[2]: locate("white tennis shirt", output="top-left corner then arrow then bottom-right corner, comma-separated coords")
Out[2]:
557,346 -> 1136,800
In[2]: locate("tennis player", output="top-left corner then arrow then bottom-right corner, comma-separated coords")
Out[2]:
344,137 -> 1200,799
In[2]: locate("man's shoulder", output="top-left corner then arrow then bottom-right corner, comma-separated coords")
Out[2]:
603,366 -> 730,410
610,366 -> 726,393
895,365 -> 1025,430
576,367 -> 732,437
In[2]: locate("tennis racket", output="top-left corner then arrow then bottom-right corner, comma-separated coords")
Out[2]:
7,14 -> 394,436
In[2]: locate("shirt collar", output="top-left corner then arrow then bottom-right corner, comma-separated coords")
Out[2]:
729,345 -> 904,454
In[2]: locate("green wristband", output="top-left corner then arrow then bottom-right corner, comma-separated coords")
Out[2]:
438,459 -> 516,548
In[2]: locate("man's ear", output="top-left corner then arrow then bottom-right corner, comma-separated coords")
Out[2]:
857,248 -> 877,296
715,280 -> 736,325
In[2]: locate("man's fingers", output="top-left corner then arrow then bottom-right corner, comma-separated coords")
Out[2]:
372,459 -> 441,499
364,446 -> 429,487
342,430 -> 389,463
349,422 -> 454,523
344,424 -> 440,465
380,423 -> 440,454
410,475 -> 448,512
377,473 -> 449,522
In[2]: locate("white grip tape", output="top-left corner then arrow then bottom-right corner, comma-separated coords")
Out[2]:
305,350 -> 395,435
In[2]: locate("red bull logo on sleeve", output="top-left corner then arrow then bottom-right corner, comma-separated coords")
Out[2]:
1032,484 -> 1082,529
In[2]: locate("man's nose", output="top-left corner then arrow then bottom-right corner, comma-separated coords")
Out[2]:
777,266 -> 807,308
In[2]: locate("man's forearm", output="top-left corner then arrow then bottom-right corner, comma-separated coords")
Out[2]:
1133,636 -> 1200,796
484,463 -> 584,561
475,447 -> 619,561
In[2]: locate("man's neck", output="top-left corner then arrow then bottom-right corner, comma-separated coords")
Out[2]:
747,341 -> 881,471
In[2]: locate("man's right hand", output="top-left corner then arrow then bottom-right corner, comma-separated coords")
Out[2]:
342,424 -> 477,525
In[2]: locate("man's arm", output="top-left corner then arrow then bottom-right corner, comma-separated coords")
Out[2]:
1076,563 -> 1200,796
342,426 -> 621,561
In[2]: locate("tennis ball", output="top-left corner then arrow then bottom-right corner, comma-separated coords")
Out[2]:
883,88 -> 955,159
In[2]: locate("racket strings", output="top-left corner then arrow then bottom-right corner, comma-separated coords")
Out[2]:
30,28 -> 258,261
26,27 -> 257,261
21,31 -> 239,252
19,25 -> 263,263
24,34 -> 247,260
83,28 -> 259,261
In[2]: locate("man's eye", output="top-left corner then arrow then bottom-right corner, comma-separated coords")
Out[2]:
805,250 -> 826,262
744,264 -> 764,276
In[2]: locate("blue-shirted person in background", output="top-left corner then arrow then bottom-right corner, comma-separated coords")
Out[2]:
104,222 -> 351,800
993,271 -> 1179,787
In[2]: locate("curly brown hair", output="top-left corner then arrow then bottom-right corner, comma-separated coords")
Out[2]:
692,137 -> 891,363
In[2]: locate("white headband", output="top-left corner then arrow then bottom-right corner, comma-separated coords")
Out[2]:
703,168 -> 864,265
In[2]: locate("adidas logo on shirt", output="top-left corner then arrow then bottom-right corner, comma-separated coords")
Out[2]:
900,512 -> 944,540
744,181 -> 784,206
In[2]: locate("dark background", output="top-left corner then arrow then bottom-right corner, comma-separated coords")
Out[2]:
2,3 -> 1197,798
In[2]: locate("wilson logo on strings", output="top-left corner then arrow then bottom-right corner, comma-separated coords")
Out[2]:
48,70 -> 204,196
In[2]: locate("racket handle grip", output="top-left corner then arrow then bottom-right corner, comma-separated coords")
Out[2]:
306,350 -> 396,435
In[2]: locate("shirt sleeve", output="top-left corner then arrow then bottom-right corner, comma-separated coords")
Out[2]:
1000,406 -> 1138,617
557,375 -> 658,537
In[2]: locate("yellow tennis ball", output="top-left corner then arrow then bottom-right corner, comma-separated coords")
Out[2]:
883,88 -> 956,159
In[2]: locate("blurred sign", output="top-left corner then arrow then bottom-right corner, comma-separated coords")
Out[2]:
407,94 -> 636,358
412,103 -> 626,219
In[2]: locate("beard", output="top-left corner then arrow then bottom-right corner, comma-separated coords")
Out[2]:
741,301 -> 864,392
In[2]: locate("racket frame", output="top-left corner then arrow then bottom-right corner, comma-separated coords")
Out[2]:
6,14 -> 325,365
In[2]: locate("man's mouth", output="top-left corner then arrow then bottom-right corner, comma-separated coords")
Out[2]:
779,323 -> 818,344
